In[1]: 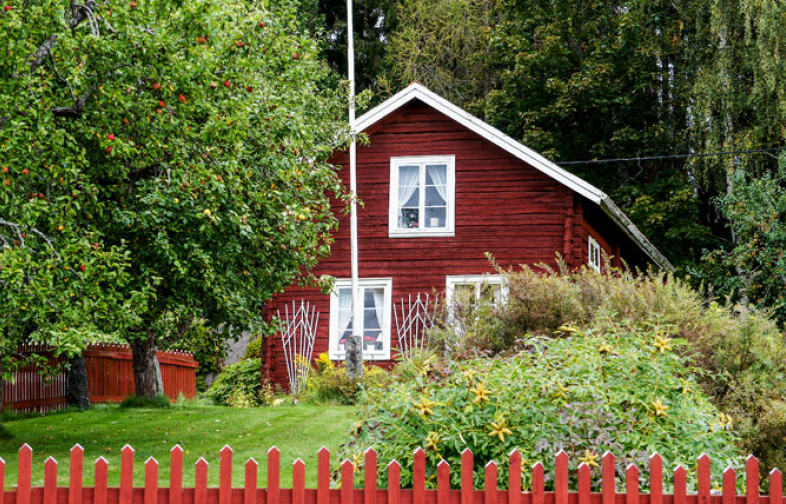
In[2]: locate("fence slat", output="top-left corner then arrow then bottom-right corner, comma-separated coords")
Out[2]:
650,453 -> 663,504
508,450 -> 522,504
365,449 -> 378,504
674,466 -> 687,504
414,448 -> 426,504
44,457 -> 57,504
245,459 -> 258,504
485,462 -> 497,504
747,456 -> 760,504
437,461 -> 450,504
0,455 -> 5,504
120,445 -> 135,504
95,458 -> 108,504
626,465 -> 639,504
18,444 -> 32,504
388,461 -> 401,504
602,452 -> 615,504
461,449 -> 474,504
171,446 -> 184,504
317,448 -> 330,504
69,445 -> 83,504
532,463 -> 545,504
293,459 -> 305,504
195,459 -> 208,504
268,447 -> 280,504
555,451 -> 568,504
220,446 -> 233,504
698,455 -> 711,504
341,459 -> 354,504
145,458 -> 158,504
723,468 -> 737,504
769,469 -> 782,504
578,464 -> 591,504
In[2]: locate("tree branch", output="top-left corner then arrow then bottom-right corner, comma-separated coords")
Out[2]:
51,85 -> 96,118
30,35 -> 59,72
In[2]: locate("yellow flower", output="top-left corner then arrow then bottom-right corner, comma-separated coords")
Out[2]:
718,413 -> 733,430
578,449 -> 600,468
652,399 -> 668,417
654,335 -> 672,353
558,324 -> 579,333
488,418 -> 513,442
413,396 -> 436,417
425,431 -> 440,451
470,383 -> 492,405
553,383 -> 569,401
598,343 -> 613,354
462,369 -> 477,383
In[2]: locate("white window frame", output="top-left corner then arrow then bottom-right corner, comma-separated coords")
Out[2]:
388,155 -> 456,238
445,274 -> 508,326
588,236 -> 602,272
328,278 -> 393,361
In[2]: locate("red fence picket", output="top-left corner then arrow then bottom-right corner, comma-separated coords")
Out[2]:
3,343 -> 197,413
4,445 -> 786,504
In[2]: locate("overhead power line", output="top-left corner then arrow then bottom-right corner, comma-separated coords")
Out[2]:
556,146 -> 786,166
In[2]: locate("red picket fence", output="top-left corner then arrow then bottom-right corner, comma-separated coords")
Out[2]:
0,445 -> 783,504
3,344 -> 198,413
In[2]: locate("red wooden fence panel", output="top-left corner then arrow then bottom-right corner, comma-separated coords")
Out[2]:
3,344 -> 197,413
4,446 -> 786,504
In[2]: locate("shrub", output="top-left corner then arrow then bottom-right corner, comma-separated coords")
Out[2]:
119,395 -> 171,409
303,352 -> 392,405
207,358 -> 274,407
430,260 -> 786,478
342,325 -> 741,490
167,318 -> 227,393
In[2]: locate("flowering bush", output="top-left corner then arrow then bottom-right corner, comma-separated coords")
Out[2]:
339,325 -> 741,490
302,352 -> 392,405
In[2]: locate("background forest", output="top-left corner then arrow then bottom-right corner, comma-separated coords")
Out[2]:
318,0 -> 786,319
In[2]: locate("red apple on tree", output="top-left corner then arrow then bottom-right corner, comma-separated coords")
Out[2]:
22,168 -> 29,175
130,1 -> 137,8
106,146 -> 113,153
159,100 -> 166,107
224,81 -> 231,87
4,5 -> 11,11
178,94 -> 187,103
108,133 -> 115,141
79,265 -> 86,272
259,21 -> 265,27
152,82 -> 161,90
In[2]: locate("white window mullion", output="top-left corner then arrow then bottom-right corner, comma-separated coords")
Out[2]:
418,163 -> 425,230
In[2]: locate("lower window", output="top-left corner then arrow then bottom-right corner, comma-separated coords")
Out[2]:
445,275 -> 507,328
329,278 -> 392,360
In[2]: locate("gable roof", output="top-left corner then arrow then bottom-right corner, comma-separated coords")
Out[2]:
356,82 -> 674,272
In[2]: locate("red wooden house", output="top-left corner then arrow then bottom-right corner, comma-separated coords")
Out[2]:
261,83 -> 672,382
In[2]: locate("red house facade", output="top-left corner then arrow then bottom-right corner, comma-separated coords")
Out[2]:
261,83 -> 672,383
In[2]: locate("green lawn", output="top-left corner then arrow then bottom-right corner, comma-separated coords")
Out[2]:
0,403 -> 357,490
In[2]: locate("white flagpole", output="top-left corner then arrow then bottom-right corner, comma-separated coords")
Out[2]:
347,0 -> 364,374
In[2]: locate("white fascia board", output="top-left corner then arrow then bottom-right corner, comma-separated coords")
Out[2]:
599,197 -> 674,272
356,83 -> 606,204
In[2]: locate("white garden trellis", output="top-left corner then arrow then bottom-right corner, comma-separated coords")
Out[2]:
394,293 -> 440,359
279,300 -> 319,394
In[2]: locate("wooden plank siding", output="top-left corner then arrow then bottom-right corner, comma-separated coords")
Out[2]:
263,100 -> 649,384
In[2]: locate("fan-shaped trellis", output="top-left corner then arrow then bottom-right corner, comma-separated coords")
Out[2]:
394,293 -> 440,359
279,300 -> 318,394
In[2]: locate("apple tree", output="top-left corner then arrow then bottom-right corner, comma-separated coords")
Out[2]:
1,0 -> 351,398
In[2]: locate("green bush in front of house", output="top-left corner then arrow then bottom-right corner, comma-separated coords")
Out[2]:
340,324 -> 741,491
207,358 -> 275,407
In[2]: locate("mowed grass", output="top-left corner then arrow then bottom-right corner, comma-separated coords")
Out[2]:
0,403 -> 357,489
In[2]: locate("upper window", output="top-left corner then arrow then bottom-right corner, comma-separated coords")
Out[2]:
328,278 -> 392,360
588,236 -> 602,272
389,156 -> 456,237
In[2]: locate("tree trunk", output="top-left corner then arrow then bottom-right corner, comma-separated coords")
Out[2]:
130,338 -> 161,398
66,356 -> 91,409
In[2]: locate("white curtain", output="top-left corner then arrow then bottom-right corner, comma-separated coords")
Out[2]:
373,288 -> 385,347
337,288 -> 352,346
398,166 -> 421,222
427,164 -> 448,202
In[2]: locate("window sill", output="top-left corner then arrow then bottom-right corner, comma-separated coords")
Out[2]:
388,230 -> 455,238
329,352 -> 391,361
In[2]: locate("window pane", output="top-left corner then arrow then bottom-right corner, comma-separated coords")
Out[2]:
399,186 -> 420,207
399,165 -> 420,186
480,283 -> 502,303
424,207 -> 446,228
425,186 -> 446,206
399,208 -> 419,229
425,164 -> 447,186
363,330 -> 384,351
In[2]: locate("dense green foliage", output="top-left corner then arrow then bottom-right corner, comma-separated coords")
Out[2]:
1,0 -> 351,396
168,319 -> 227,392
119,394 -> 171,409
427,263 -> 786,477
207,358 -> 275,407
342,326 -> 741,489
700,155 -> 786,323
